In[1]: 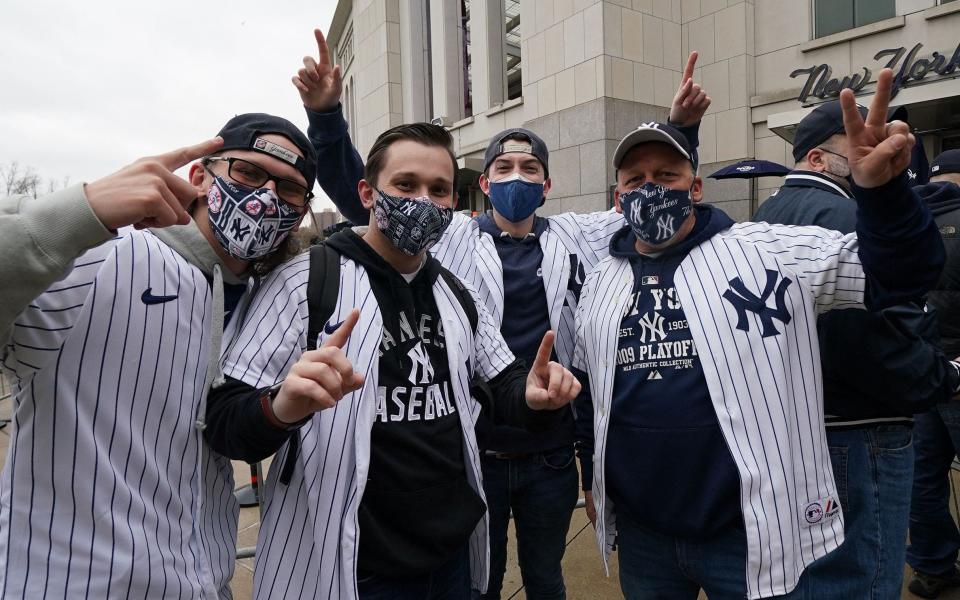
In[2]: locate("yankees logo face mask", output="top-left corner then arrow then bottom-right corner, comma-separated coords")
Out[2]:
206,175 -> 302,260
374,189 -> 454,256
619,182 -> 692,247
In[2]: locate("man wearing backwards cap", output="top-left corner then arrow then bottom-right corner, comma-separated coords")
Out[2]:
754,101 -> 960,597
0,112 -> 316,597
572,68 -> 944,599
290,27 -> 711,599
907,149 -> 960,598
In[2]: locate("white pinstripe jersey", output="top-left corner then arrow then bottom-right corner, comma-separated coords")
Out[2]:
0,228 -> 239,599
431,210 -> 625,367
574,222 -> 868,600
220,252 -> 516,599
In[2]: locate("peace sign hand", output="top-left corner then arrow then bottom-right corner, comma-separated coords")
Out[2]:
841,68 -> 915,189
293,28 -> 344,113
669,52 -> 711,127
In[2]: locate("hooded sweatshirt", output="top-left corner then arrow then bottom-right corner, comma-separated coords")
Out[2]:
600,204 -> 744,538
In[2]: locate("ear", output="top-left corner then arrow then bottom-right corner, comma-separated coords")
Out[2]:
542,176 -> 552,197
478,173 -> 491,196
613,188 -> 623,214
358,179 -> 377,211
690,176 -> 704,203
188,162 -> 207,192
805,148 -> 827,173
291,211 -> 309,233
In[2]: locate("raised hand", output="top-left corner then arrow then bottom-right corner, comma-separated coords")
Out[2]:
293,28 -> 343,113
525,331 -> 582,410
841,68 -> 915,189
272,308 -> 365,424
669,51 -> 711,127
83,137 -> 223,230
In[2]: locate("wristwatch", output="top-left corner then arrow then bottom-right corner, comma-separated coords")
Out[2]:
259,382 -> 305,431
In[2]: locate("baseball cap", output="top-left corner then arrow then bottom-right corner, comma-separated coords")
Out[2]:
216,113 -> 317,186
931,150 -> 960,177
613,122 -> 694,169
483,128 -> 550,177
792,100 -> 868,163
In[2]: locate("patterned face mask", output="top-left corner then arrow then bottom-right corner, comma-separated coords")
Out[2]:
619,182 -> 693,246
373,189 -> 454,256
206,175 -> 302,260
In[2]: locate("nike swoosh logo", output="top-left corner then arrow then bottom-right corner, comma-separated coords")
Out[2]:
323,320 -> 344,335
141,288 -> 178,305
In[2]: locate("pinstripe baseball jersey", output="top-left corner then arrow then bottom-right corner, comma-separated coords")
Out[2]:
574,221 -> 868,599
431,209 -> 624,367
0,227 -> 239,599
220,251 -> 516,599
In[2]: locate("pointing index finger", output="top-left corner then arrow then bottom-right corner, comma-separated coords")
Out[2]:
322,308 -> 359,349
154,137 -> 224,172
532,331 -> 556,371
682,51 -> 698,83
316,28 -> 332,67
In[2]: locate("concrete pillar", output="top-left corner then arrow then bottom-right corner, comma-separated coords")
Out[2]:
429,0 -> 465,122
399,0 -> 433,122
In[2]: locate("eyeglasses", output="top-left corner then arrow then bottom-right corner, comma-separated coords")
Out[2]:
205,156 -> 314,207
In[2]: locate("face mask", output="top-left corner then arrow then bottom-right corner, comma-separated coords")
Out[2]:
619,183 -> 693,246
487,173 -> 544,222
206,175 -> 301,260
373,189 -> 454,256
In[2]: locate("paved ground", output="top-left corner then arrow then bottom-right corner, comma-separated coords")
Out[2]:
0,383 -> 958,599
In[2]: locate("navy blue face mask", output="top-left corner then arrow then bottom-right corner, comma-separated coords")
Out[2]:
487,173 -> 544,222
619,183 -> 693,246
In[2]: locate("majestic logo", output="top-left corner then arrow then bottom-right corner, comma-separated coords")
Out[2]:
655,214 -> 675,240
722,269 -> 793,338
141,288 -> 178,305
647,370 -> 663,380
637,312 -> 667,343
407,342 -> 435,384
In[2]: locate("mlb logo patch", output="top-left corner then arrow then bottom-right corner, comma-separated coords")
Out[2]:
802,496 -> 841,526
641,276 -> 659,285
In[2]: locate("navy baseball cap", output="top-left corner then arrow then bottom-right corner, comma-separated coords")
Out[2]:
792,100 -> 868,163
931,150 -> 960,178
483,128 -> 550,177
216,113 -> 317,186
613,122 -> 695,169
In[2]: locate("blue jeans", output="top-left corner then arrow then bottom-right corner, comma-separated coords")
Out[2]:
358,544 -> 471,599
909,405 -> 960,576
804,424 -> 914,599
477,445 -> 579,600
616,510 -> 808,600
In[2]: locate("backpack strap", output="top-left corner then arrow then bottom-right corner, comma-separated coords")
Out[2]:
439,269 -> 478,334
282,243 -> 341,486
306,243 -> 342,350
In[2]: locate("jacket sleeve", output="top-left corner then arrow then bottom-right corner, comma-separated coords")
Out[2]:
571,367 -> 594,491
204,377 -> 303,462
0,185 -> 113,348
853,173 -> 945,309
305,104 -> 368,226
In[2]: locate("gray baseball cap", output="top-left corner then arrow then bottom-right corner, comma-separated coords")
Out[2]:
483,128 -> 550,177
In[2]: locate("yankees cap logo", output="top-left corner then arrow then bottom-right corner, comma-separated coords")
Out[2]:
141,287 -> 178,305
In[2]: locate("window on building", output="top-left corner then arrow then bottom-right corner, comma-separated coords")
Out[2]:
504,0 -> 521,100
461,0 -> 473,117
814,0 -> 894,38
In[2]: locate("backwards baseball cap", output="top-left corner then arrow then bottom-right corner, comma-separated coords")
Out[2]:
216,113 -> 317,186
792,100 -> 868,163
931,150 -> 960,178
483,128 -> 550,177
613,122 -> 695,170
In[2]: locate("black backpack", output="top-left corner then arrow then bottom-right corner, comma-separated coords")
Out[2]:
278,242 -> 484,484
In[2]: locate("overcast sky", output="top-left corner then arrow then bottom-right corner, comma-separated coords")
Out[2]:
1,0 -> 340,210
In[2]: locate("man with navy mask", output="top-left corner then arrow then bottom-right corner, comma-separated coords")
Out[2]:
292,27 -> 711,599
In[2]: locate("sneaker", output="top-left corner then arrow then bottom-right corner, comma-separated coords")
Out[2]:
909,568 -> 960,599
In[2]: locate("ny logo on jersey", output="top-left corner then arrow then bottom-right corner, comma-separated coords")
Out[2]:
722,269 -> 793,338
230,218 -> 252,241
407,342 -> 435,384
637,311 -> 667,342
656,214 -> 675,239
568,254 -> 586,297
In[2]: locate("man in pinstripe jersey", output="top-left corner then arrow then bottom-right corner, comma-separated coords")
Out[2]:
572,69 -> 944,599
203,122 -> 583,599
292,28 -> 711,599
0,113 -> 318,598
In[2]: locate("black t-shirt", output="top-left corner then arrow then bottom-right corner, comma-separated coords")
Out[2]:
357,261 -> 485,577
